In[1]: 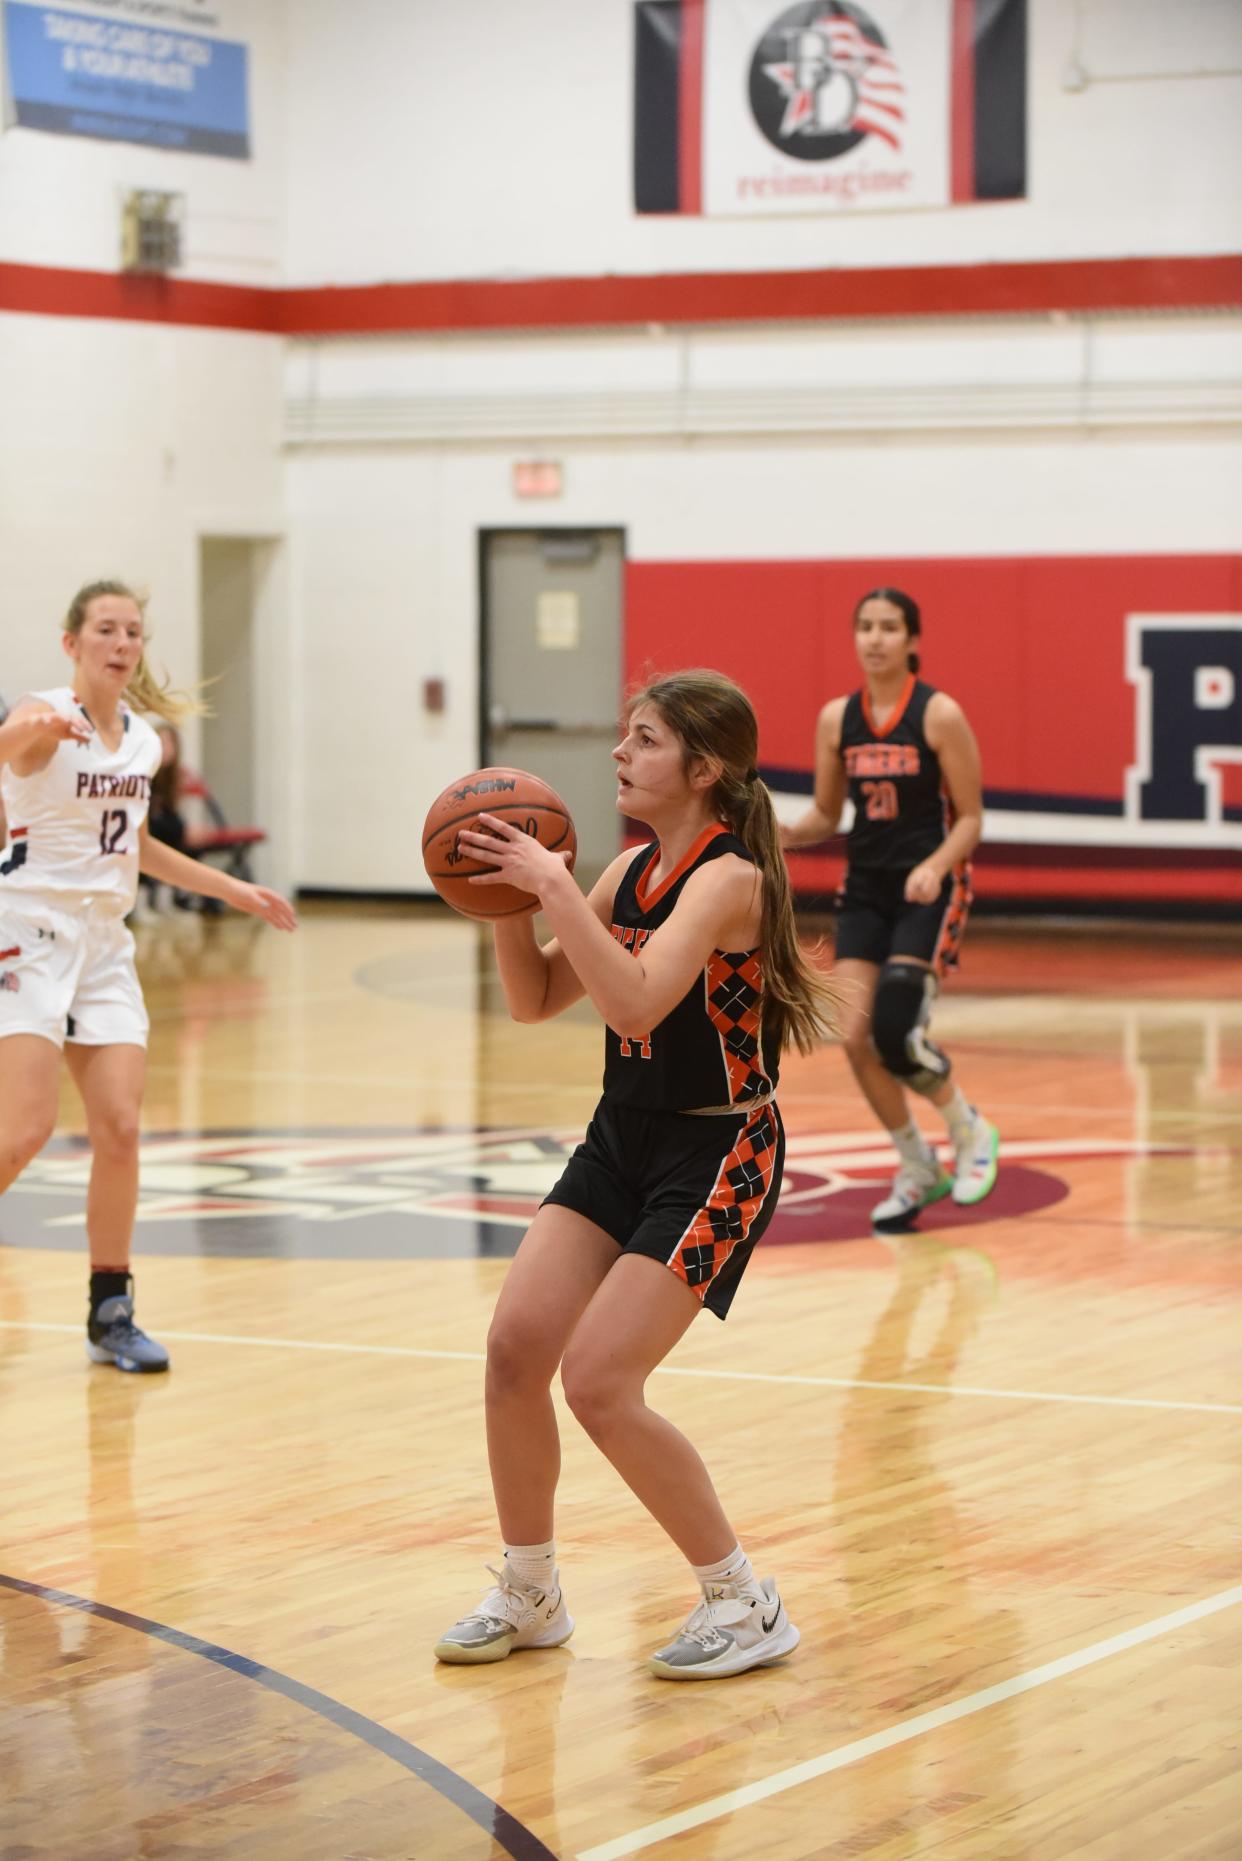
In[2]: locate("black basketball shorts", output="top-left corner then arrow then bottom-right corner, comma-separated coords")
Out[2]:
834,862 -> 973,977
542,1097 -> 785,1320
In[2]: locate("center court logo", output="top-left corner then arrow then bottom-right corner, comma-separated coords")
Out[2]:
1,1127 -> 1187,1260
749,2 -> 906,161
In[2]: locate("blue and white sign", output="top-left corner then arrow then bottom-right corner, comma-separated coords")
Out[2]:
2,0 -> 249,158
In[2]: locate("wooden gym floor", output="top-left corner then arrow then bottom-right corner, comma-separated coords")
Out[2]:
1,901 -> 1239,1859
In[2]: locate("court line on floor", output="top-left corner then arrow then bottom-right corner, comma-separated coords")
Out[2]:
0,1572 -> 558,1861
575,1584 -> 1242,1861
3,1322 -> 1239,1415
131,1069 -> 1242,1125
1011,1211 -> 1242,1238
142,1063 -> 598,1097
653,1364 -> 1242,1414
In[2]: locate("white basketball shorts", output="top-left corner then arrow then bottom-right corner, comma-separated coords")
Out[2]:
0,897 -> 148,1049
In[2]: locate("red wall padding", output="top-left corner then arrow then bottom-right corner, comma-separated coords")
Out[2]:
626,554 -> 1242,910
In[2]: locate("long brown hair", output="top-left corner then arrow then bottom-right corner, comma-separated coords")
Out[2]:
64,580 -> 207,722
628,669 -> 840,1057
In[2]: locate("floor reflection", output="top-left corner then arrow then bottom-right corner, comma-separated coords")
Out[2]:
830,1236 -> 1029,1857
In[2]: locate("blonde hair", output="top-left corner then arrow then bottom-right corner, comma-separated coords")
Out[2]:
64,580 -> 208,722
628,668 -> 840,1058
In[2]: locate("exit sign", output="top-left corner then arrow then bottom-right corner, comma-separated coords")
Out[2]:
513,460 -> 563,498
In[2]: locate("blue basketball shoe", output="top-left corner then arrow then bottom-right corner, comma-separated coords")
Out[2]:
86,1295 -> 170,1373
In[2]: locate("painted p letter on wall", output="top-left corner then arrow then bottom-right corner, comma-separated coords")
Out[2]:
1126,617 -> 1242,825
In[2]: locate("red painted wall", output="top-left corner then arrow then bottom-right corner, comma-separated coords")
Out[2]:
3,255 -> 1240,335
626,555 -> 1242,911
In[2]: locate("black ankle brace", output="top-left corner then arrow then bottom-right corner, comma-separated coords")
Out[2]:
89,1269 -> 132,1316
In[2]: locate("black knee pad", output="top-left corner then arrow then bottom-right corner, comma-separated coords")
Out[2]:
871,961 -> 951,1096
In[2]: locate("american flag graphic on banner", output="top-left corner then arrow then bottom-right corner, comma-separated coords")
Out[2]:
764,12 -> 907,151
634,0 -> 1027,217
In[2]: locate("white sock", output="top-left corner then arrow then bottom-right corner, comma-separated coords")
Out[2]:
693,1544 -> 756,1594
938,1087 -> 976,1142
890,1118 -> 936,1169
503,1540 -> 557,1589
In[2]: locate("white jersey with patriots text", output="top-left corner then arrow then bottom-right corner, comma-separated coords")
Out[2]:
0,688 -> 160,917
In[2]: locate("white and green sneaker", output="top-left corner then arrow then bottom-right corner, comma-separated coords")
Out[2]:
870,1159 -> 952,1232
951,1116 -> 1000,1206
648,1576 -> 799,1680
434,1561 -> 574,1665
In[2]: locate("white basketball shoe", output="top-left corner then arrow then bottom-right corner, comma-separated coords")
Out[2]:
434,1560 -> 574,1665
870,1157 -> 952,1231
951,1115 -> 1000,1206
648,1575 -> 799,1680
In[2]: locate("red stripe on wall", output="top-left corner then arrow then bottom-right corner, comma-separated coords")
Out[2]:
0,261 -> 281,332
966,864 -> 1241,904
278,256 -> 1242,333
679,0 -> 705,216
2,256 -> 1239,338
950,0 -> 976,203
785,850 -> 1240,907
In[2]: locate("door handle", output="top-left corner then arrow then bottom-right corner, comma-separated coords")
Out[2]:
491,718 -> 615,734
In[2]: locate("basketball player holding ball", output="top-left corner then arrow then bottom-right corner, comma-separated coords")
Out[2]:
781,587 -> 999,1229
433,671 -> 838,1679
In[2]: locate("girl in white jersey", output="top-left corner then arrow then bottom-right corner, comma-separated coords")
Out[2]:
0,581 -> 297,1372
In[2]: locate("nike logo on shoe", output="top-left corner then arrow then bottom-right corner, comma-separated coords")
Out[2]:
761,1607 -> 780,1634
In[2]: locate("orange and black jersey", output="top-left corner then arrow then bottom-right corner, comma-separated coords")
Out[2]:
840,675 -> 949,871
602,825 -> 778,1112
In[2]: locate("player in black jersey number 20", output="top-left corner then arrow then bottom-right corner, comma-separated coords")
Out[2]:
434,671 -> 838,1680
783,588 -> 999,1229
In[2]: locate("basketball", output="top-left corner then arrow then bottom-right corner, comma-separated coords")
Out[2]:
421,767 -> 577,920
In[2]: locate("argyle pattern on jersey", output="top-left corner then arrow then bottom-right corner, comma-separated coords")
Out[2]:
932,863 -> 974,977
669,1104 -> 779,1299
704,950 -> 772,1103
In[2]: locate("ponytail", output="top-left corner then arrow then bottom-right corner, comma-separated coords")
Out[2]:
63,580 -> 209,722
124,651 -> 208,724
716,767 -> 840,1057
628,669 -> 841,1058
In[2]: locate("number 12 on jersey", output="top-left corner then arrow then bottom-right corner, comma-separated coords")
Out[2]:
99,810 -> 127,855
